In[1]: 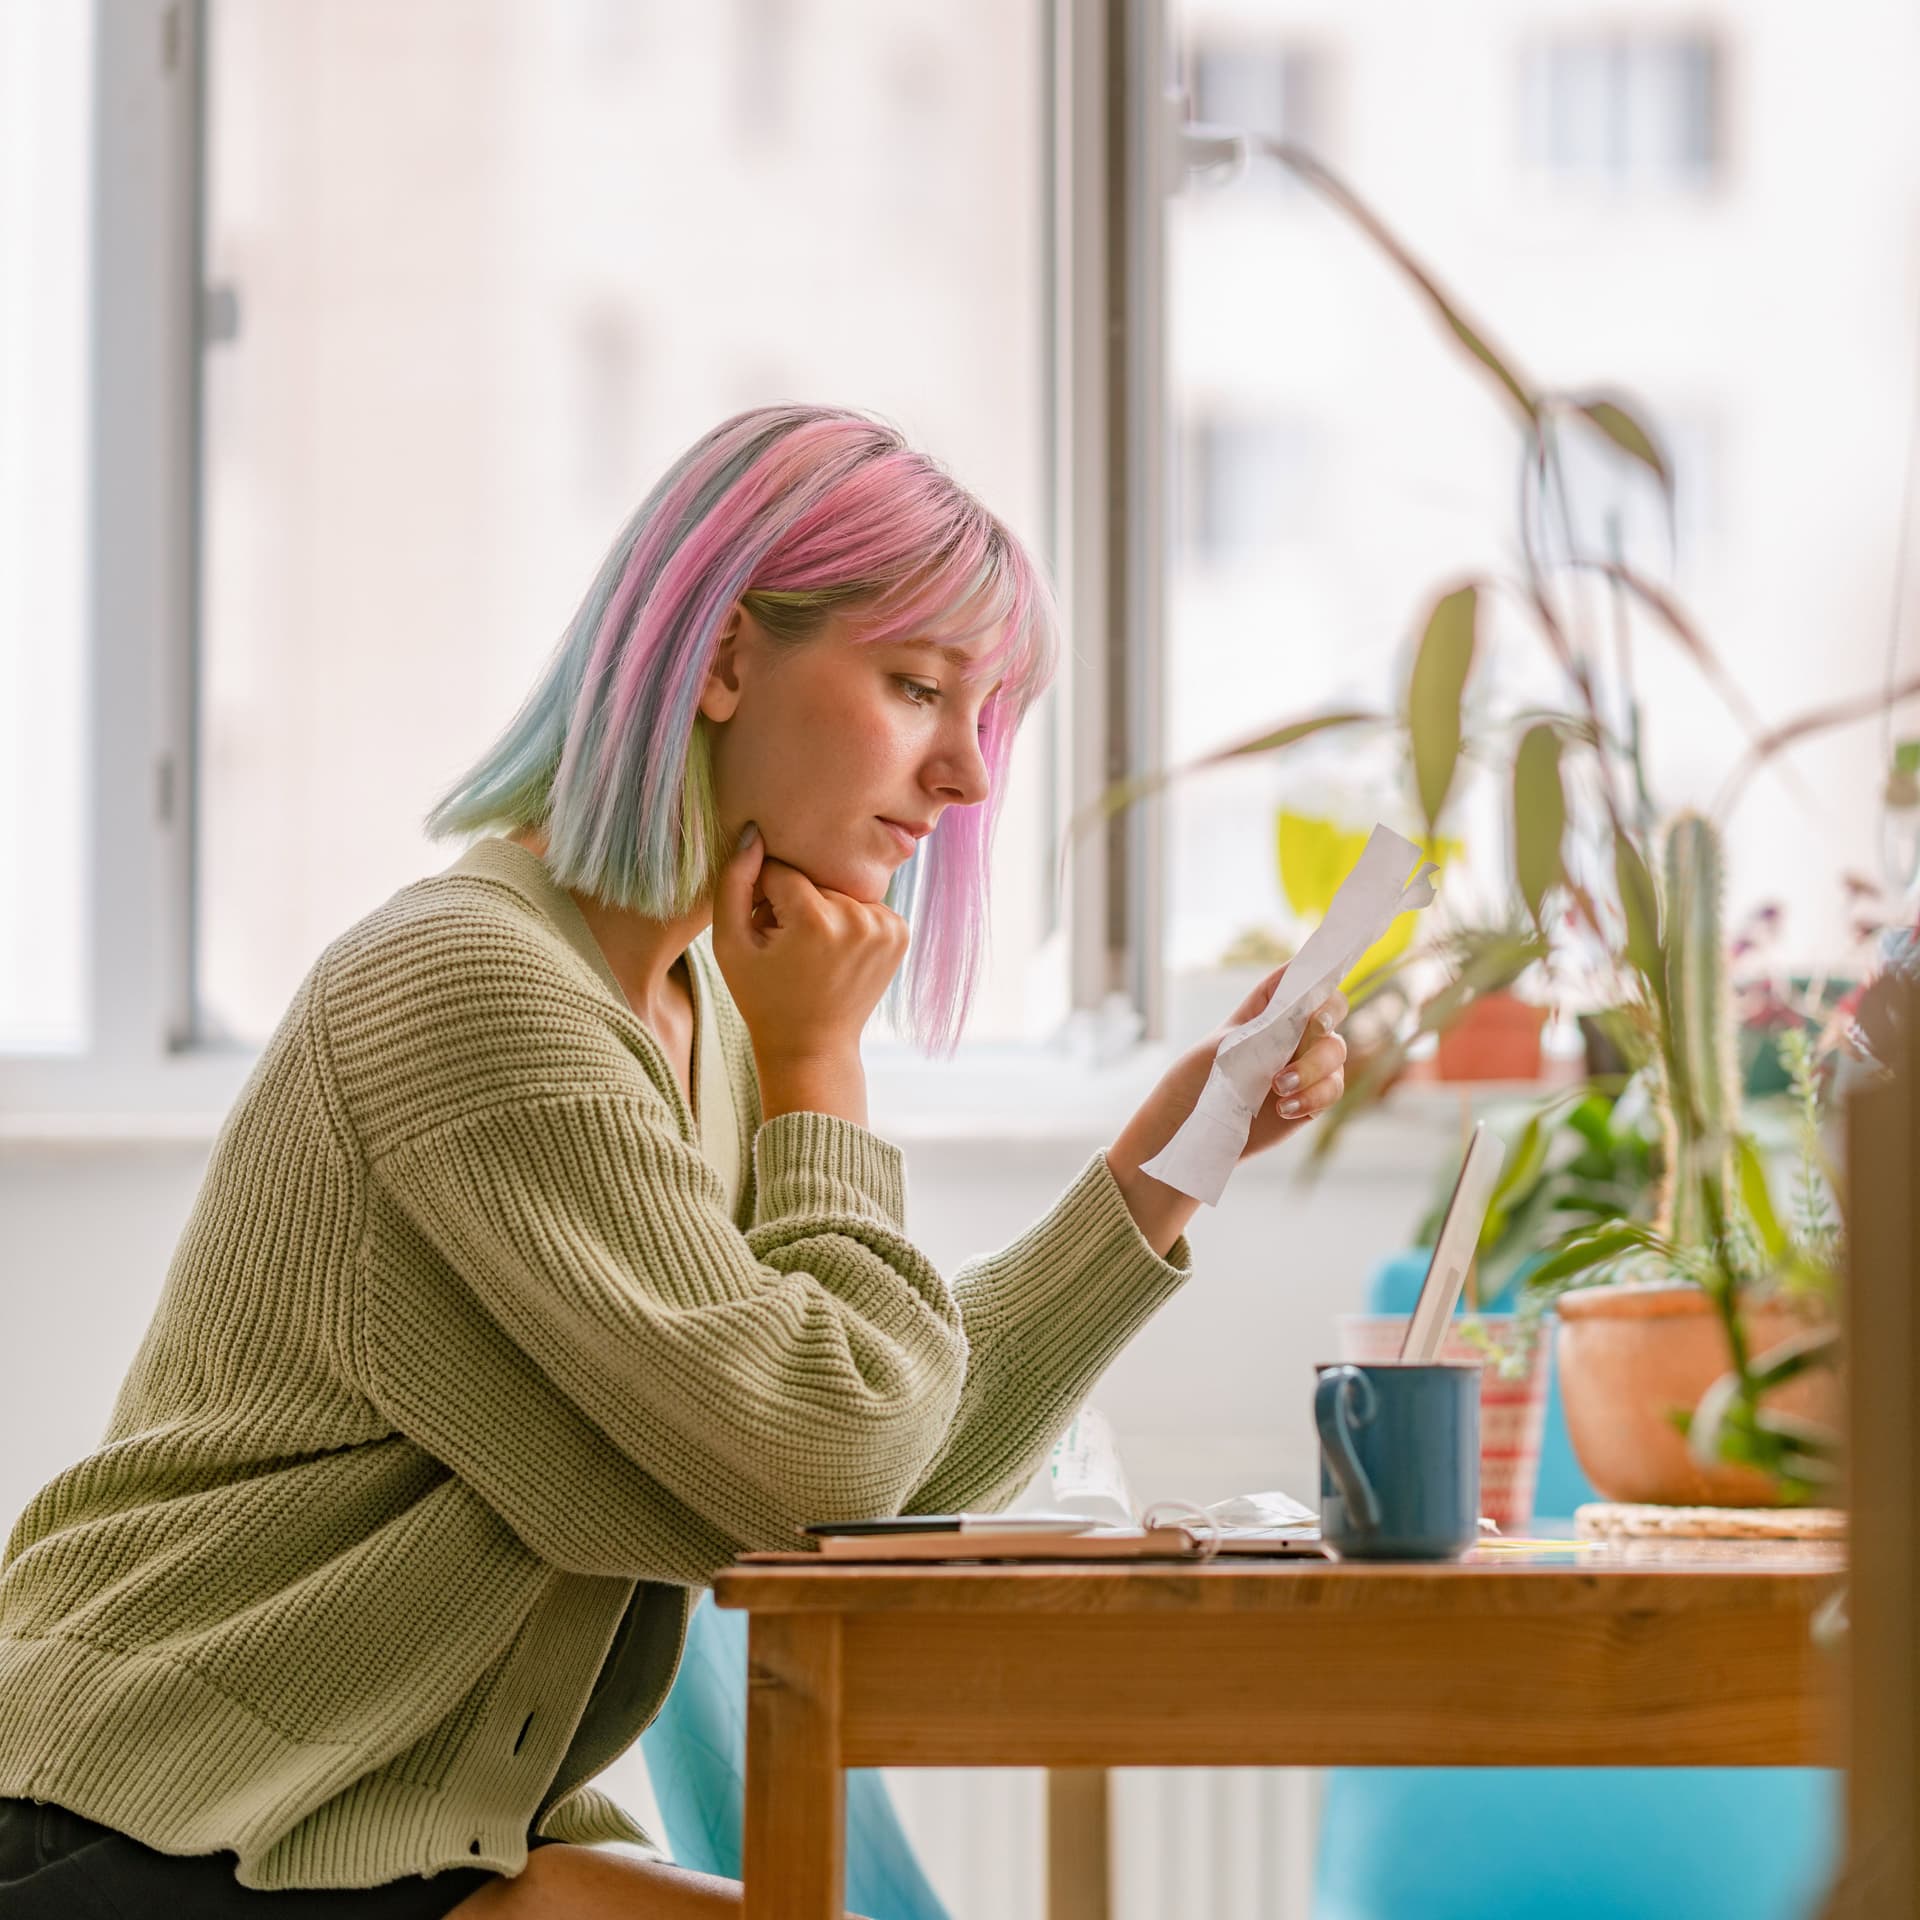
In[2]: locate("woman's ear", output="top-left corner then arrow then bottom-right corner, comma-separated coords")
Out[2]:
699,604 -> 747,724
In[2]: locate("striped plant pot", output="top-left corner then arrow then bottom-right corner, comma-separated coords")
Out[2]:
1334,1314 -> 1553,1533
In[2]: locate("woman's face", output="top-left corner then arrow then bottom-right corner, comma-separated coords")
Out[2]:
698,606 -> 999,903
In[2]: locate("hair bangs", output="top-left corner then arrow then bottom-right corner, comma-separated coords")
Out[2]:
427,403 -> 1060,1054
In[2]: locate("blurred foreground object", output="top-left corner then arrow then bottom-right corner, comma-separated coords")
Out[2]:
1822,973 -> 1916,1918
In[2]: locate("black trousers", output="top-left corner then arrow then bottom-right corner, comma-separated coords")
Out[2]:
0,1797 -> 558,1918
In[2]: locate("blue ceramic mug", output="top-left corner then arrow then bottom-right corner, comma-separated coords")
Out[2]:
1314,1361 -> 1481,1561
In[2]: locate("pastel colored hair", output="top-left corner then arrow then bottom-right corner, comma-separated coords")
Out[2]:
426,403 -> 1060,1055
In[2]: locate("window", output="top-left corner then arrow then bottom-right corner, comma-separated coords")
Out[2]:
1187,38 -> 1330,190
1522,34 -> 1721,189
1165,0 -> 1909,1010
0,0 -> 92,1055
19,2 -> 1903,1118
1182,412 -> 1325,568
194,0 -> 1054,1049
1548,408 -> 1719,582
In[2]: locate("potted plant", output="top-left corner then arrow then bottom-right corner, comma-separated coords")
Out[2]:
1433,989 -> 1549,1083
1415,1082 -> 1658,1301
1520,813 -> 1843,1505
1083,143 -> 1920,1504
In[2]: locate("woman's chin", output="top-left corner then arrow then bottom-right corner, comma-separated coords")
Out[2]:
840,865 -> 896,906
785,853 -> 894,905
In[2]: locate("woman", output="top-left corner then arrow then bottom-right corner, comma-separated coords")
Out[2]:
0,405 -> 1346,1918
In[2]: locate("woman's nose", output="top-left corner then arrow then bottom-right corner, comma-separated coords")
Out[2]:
932,734 -> 991,808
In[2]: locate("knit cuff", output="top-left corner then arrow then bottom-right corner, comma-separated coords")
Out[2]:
894,1151 -> 1194,1519
1024,1149 -> 1195,1334
751,1111 -> 909,1234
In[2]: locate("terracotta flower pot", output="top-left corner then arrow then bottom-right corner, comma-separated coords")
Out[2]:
1435,991 -> 1548,1082
1556,1282 -> 1839,1507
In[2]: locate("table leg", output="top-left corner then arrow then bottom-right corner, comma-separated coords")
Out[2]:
744,1613 -> 845,1920
1047,1768 -> 1112,1920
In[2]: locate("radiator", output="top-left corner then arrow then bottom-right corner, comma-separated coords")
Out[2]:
883,1767 -> 1326,1920
600,1713 -> 1324,1918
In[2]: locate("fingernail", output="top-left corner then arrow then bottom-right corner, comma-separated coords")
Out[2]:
1280,1098 -> 1304,1118
737,821 -> 759,852
1275,1071 -> 1300,1096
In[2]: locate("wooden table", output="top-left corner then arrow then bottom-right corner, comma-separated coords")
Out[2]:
712,1543 -> 1844,1920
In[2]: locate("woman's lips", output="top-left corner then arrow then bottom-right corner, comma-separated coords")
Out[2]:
878,818 -> 922,857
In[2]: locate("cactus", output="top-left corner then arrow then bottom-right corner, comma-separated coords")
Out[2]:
1651,812 -> 1740,1250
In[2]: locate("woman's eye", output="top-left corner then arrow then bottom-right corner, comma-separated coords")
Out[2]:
897,677 -> 941,707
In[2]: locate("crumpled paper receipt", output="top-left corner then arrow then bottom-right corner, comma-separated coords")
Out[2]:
1140,823 -> 1439,1206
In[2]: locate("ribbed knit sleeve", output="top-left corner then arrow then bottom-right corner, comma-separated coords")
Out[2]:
318,896 -> 967,1579
903,1150 -> 1193,1517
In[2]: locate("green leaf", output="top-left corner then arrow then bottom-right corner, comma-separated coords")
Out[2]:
1077,708 -> 1386,827
1612,829 -> 1665,999
1519,1224 -> 1649,1291
1512,723 -> 1567,930
1687,1356 -> 1843,1488
1552,1195 -> 1626,1221
1572,396 -> 1672,497
1687,1367 -> 1742,1469
1408,584 -> 1480,838
1194,709 -> 1390,771
1732,1134 -> 1788,1263
1413,929 -> 1550,1036
1478,1111 -> 1549,1249
1751,1409 -> 1844,1483
1493,1111 -> 1551,1209
1747,1325 -> 1840,1393
1443,312 -> 1538,425
1566,1090 -> 1629,1152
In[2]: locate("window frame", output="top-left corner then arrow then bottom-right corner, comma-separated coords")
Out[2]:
0,0 -> 1179,1131
0,0 -> 224,1126
1043,0 -> 1172,1053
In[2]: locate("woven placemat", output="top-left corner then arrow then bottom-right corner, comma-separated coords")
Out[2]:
1575,1501 -> 1845,1542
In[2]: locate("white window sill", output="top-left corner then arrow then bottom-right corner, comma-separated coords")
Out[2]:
0,1067 -> 1566,1175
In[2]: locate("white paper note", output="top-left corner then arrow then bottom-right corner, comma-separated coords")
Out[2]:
1140,823 -> 1439,1206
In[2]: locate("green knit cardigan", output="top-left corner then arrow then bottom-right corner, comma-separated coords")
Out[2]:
0,837 -> 1192,1889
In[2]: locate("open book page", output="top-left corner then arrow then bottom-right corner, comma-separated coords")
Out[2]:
1043,1409 -> 1323,1545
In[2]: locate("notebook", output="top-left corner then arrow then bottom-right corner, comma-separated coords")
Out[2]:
740,1526 -> 1327,1565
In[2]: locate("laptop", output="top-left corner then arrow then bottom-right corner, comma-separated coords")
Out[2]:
1398,1121 -> 1508,1363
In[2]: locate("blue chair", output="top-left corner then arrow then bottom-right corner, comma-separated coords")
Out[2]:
1311,1253 -> 1839,1920
641,1591 -> 950,1920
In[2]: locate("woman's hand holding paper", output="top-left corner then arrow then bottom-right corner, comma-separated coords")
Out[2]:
1130,824 -> 1438,1213
1230,974 -> 1350,1141
1104,975 -> 1349,1257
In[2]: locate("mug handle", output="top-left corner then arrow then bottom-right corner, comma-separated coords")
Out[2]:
1314,1365 -> 1381,1535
